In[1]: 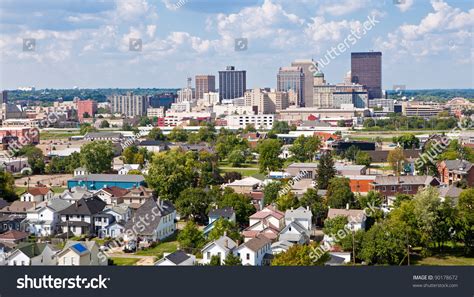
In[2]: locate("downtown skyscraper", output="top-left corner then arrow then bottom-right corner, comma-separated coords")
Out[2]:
351,52 -> 382,99
218,66 -> 246,101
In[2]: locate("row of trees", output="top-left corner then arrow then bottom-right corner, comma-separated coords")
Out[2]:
323,187 -> 473,264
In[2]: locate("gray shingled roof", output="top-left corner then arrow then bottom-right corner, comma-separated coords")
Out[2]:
285,206 -> 312,220
373,175 -> 438,186
69,174 -> 145,183
163,250 -> 190,265
124,198 -> 175,236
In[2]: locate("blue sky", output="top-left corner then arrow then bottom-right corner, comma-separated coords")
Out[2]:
0,0 -> 472,90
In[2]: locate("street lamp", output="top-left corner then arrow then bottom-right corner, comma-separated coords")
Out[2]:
350,222 -> 355,265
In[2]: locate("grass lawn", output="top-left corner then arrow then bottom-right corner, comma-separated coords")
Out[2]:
412,246 -> 474,266
135,234 -> 179,258
109,257 -> 140,266
220,167 -> 260,176
40,132 -> 81,140
14,186 -> 65,195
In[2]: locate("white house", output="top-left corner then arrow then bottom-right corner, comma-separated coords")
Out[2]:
94,187 -> 129,206
242,205 -> 285,242
118,164 -> 140,175
20,187 -> 54,202
103,205 -> 131,223
57,197 -> 106,236
326,208 -> 366,231
200,235 -> 237,265
155,250 -> 195,266
73,167 -> 89,177
271,240 -> 294,254
7,243 -> 58,266
25,198 -> 70,237
123,198 -> 176,245
57,240 -> 107,266
235,236 -> 272,266
279,221 -> 310,244
285,206 -> 312,231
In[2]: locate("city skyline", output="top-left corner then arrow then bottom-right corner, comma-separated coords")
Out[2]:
0,0 -> 473,90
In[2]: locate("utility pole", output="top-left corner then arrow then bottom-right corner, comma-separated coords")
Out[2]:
351,223 -> 356,265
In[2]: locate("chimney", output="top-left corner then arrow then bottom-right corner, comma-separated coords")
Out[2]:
306,206 -> 309,211
346,203 -> 349,210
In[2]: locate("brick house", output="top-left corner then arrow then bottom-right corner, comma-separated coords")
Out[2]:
437,160 -> 474,187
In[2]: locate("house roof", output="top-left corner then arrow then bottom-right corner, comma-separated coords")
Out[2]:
69,174 -> 145,183
138,140 -> 168,147
1,201 -> 35,213
208,207 -> 235,218
249,205 -> 284,220
202,235 -> 237,253
0,199 -> 9,209
124,198 -> 175,236
327,208 -> 366,224
29,198 -> 71,213
59,187 -> 93,201
241,236 -> 271,252
438,185 -> 463,199
13,242 -> 52,258
59,196 -> 106,216
372,175 -> 439,186
335,163 -> 366,172
59,240 -> 96,257
285,206 -> 312,220
280,221 -> 310,237
443,160 -> 473,173
84,132 -> 122,139
287,162 -> 318,169
163,250 -> 190,265
271,240 -> 294,251
100,186 -> 130,197
0,229 -> 28,241
24,187 -> 51,196
227,176 -> 262,187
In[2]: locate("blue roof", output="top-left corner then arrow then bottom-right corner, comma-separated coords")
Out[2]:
71,243 -> 88,254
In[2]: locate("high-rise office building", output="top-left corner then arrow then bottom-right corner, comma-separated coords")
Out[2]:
177,77 -> 195,103
76,99 -> 97,122
195,75 -> 216,100
111,92 -> 147,117
351,52 -> 382,99
291,59 -> 317,107
218,66 -> 246,101
277,66 -> 304,107
0,90 -> 8,104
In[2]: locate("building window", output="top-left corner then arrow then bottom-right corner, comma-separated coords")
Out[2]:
391,186 -> 396,192
246,253 -> 250,260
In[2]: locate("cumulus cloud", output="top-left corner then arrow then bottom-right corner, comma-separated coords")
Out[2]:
318,0 -> 368,16
395,0 -> 414,13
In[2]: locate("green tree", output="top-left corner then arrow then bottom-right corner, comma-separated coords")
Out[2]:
99,120 -> 110,128
257,139 -> 282,173
175,188 -> 213,224
326,177 -> 354,209
80,141 -> 114,173
217,188 -> 255,227
355,151 -> 371,166
271,243 -> 329,266
300,188 -> 327,226
344,145 -> 360,162
215,134 -> 249,160
146,150 -> 199,201
392,134 -> 420,149
0,171 -> 17,202
289,135 -> 321,162
208,218 -> 242,242
147,127 -> 166,141
276,192 -> 300,212
79,123 -> 97,135
227,149 -> 246,167
19,146 -> 45,174
223,253 -> 242,265
393,193 -> 412,208
316,152 -> 336,190
412,186 -> 441,246
177,221 -> 205,252
263,181 -> 282,206
456,188 -> 474,253
168,127 -> 188,142
357,191 -> 383,209
359,222 -> 406,265
388,147 -> 405,175
209,255 -> 221,266
323,216 -> 348,236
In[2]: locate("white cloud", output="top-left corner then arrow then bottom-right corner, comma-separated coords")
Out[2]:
395,0 -> 414,13
377,0 -> 474,61
318,0 -> 368,16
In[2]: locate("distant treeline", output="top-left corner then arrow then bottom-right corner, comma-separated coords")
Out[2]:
6,88 -> 179,103
386,89 -> 474,101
